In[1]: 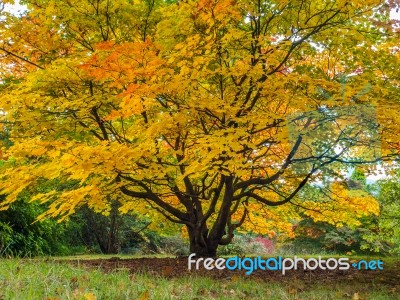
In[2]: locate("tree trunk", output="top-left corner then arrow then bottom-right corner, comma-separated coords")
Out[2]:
82,199 -> 122,254
105,199 -> 121,254
186,177 -> 235,257
187,225 -> 218,257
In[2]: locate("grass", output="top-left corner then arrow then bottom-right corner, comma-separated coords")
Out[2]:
0,257 -> 397,300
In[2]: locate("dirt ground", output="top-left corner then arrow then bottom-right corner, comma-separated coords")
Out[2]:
66,257 -> 400,288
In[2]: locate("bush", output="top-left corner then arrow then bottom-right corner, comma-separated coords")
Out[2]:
0,194 -> 80,257
217,235 -> 274,256
0,222 -> 13,255
280,218 -> 392,255
157,235 -> 190,256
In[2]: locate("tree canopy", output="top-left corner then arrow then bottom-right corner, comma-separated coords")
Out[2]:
0,0 -> 399,256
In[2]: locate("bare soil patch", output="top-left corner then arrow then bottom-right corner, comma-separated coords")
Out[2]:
66,257 -> 400,288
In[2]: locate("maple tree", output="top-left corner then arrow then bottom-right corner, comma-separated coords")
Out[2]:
0,0 -> 399,256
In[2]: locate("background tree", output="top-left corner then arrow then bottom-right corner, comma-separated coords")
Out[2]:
363,171 -> 400,254
284,168 -> 391,255
0,0 -> 398,256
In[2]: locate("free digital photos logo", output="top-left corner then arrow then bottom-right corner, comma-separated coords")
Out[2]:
188,254 -> 384,275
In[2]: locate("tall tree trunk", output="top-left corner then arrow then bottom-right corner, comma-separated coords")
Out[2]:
187,225 -> 218,257
187,176 -> 236,257
105,199 -> 121,254
82,199 -> 122,254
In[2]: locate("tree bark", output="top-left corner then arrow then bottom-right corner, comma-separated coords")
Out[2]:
187,225 -> 218,257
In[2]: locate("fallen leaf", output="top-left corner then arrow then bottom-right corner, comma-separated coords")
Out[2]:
84,293 -> 96,300
139,290 -> 150,300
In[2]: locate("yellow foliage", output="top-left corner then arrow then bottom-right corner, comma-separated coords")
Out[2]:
0,0 -> 396,251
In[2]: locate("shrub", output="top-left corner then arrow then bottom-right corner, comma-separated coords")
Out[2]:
217,235 -> 274,256
0,195 -> 78,257
280,218 -> 393,255
157,235 -> 190,256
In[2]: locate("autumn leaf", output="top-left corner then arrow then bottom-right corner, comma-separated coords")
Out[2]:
0,0 -> 397,256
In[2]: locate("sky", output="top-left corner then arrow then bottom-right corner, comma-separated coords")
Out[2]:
3,2 -> 26,15
3,2 -> 400,19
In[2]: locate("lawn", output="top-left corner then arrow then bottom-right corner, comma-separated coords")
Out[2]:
0,256 -> 398,300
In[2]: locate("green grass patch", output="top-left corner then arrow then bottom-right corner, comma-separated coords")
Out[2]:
0,258 -> 397,300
